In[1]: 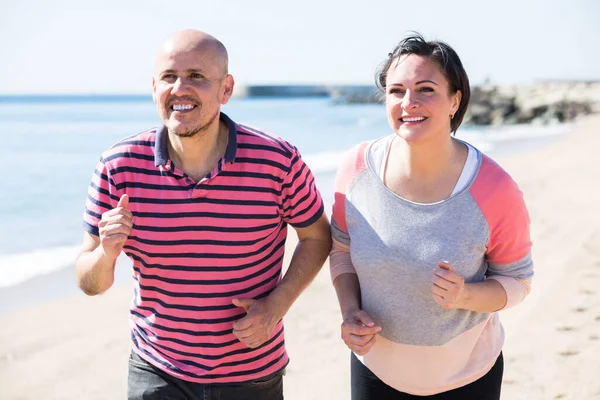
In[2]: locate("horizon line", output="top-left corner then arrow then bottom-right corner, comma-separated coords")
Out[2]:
2,78 -> 599,98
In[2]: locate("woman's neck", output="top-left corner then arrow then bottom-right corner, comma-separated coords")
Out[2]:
391,135 -> 462,181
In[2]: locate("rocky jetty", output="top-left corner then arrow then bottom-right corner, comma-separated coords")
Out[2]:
329,81 -> 600,126
328,85 -> 381,104
463,81 -> 600,125
242,85 -> 329,97
232,81 -> 599,126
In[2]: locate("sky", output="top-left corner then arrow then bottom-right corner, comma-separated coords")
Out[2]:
1,0 -> 599,94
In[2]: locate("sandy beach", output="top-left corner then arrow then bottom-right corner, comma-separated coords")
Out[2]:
1,117 -> 599,400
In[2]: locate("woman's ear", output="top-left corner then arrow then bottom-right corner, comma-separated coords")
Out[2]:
451,90 -> 462,116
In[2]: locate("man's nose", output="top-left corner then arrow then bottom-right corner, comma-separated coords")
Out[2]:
171,77 -> 189,94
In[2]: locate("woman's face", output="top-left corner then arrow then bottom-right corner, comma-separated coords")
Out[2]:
385,54 -> 461,144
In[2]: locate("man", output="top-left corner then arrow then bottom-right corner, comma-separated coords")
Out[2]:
76,29 -> 331,400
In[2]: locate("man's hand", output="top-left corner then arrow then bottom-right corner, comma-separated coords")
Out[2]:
98,194 -> 133,260
341,309 -> 381,355
75,194 -> 132,295
232,298 -> 281,349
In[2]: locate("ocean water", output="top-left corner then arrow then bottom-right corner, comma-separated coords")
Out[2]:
0,97 -> 570,289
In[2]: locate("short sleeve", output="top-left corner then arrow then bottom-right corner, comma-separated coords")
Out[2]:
484,181 -> 534,308
280,147 -> 324,227
486,181 -> 532,266
83,157 -> 121,236
470,155 -> 534,309
331,142 -> 369,245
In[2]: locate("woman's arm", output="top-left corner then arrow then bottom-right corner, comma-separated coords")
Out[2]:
331,239 -> 381,355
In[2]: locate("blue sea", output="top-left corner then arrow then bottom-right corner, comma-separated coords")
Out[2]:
0,96 -> 571,294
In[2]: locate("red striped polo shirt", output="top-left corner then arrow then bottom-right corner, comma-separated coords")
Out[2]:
83,112 -> 324,383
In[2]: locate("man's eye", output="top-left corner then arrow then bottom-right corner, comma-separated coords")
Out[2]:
190,73 -> 203,79
162,74 -> 176,81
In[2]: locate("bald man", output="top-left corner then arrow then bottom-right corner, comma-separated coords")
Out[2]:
76,30 -> 331,400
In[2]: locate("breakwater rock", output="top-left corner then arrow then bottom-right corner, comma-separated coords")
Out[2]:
326,81 -> 600,126
464,81 -> 600,125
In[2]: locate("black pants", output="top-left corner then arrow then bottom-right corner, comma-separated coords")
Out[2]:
351,352 -> 503,400
127,351 -> 284,400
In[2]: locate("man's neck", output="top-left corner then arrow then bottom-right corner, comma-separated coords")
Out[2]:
167,118 -> 229,182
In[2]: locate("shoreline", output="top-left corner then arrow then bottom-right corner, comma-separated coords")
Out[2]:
0,122 -> 573,317
2,116 -> 599,399
0,254 -> 133,316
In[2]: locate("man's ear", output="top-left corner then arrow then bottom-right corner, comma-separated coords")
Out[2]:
221,74 -> 235,105
151,77 -> 157,104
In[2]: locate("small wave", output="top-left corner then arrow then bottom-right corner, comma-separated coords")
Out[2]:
302,149 -> 349,174
457,134 -> 494,153
0,245 -> 81,288
0,124 -> 569,289
462,123 -> 572,143
482,123 -> 572,142
460,123 -> 572,154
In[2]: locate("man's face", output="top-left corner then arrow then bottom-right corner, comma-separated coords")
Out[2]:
152,43 -> 233,138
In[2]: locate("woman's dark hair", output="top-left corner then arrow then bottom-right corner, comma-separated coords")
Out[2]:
375,33 -> 470,134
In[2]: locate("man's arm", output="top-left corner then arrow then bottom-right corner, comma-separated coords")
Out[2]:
75,232 -> 117,295
76,194 -> 132,296
268,213 -> 332,315
232,214 -> 332,348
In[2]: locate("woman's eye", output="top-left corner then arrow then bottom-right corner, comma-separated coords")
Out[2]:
419,87 -> 434,93
389,88 -> 405,95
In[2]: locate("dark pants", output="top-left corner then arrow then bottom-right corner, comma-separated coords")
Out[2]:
128,352 -> 284,400
351,352 -> 503,400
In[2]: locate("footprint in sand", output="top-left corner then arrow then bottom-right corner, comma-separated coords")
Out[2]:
590,334 -> 599,341
579,289 -> 595,295
559,350 -> 579,357
557,326 -> 577,332
573,307 -> 587,313
554,394 -> 567,399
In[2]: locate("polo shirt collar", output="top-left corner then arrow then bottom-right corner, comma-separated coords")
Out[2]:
154,112 -> 238,167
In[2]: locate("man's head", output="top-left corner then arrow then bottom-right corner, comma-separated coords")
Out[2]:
152,30 -> 234,138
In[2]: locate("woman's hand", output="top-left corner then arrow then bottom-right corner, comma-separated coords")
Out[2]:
341,309 -> 381,355
431,261 -> 469,309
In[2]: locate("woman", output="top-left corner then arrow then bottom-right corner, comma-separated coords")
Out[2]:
330,33 -> 533,399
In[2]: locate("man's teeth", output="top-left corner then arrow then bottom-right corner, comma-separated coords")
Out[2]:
172,104 -> 194,111
402,117 -> 426,122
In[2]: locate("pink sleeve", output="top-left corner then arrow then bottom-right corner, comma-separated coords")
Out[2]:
330,238 -> 356,282
331,142 -> 369,234
281,147 -> 324,227
485,275 -> 532,309
329,142 -> 369,282
83,158 -> 121,236
470,155 -> 534,309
